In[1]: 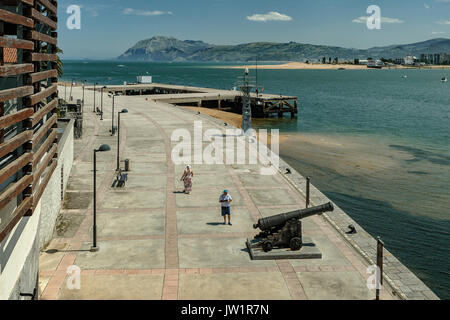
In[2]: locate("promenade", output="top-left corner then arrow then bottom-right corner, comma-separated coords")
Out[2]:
38,85 -> 395,300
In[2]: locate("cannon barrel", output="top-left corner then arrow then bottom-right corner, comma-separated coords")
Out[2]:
253,202 -> 334,230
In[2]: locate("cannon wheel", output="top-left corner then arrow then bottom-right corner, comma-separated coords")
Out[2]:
262,240 -> 273,252
290,237 -> 302,251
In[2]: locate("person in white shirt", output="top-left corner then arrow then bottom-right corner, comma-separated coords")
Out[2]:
219,189 -> 232,225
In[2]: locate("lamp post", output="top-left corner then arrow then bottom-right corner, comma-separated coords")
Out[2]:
108,93 -> 116,135
93,82 -> 98,112
91,144 -> 111,252
116,109 -> 128,171
100,86 -> 106,120
82,80 -> 86,107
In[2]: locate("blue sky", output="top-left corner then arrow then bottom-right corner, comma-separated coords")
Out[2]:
58,0 -> 450,59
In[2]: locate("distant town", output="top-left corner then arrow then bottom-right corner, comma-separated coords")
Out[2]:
310,53 -> 450,68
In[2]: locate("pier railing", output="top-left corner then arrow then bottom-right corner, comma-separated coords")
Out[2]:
0,0 -> 58,242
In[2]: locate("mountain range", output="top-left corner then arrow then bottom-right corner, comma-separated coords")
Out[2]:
118,36 -> 450,62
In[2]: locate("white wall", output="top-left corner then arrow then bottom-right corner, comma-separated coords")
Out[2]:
38,122 -> 74,249
0,120 -> 74,299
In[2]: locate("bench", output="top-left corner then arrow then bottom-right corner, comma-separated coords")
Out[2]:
115,170 -> 128,188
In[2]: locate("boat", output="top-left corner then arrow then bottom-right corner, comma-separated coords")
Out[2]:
441,77 -> 448,83
402,75 -> 408,78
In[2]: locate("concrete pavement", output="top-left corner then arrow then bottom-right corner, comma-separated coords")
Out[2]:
38,86 -> 395,300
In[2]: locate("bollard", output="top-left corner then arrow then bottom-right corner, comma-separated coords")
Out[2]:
376,237 -> 384,300
124,159 -> 130,172
306,177 -> 310,208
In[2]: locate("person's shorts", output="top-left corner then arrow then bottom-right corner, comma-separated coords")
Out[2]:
221,206 -> 231,216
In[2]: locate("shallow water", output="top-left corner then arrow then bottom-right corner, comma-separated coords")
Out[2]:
62,61 -> 450,298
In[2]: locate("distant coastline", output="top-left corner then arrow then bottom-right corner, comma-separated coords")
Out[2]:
223,62 -> 450,70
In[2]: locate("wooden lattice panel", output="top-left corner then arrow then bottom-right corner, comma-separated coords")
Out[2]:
0,0 -> 58,242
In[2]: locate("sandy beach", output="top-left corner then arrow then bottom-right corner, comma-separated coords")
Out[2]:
230,62 -> 366,70
57,81 -> 83,87
182,106 -> 288,144
226,62 -> 450,70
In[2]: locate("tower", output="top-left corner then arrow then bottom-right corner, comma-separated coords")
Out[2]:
239,68 -> 255,134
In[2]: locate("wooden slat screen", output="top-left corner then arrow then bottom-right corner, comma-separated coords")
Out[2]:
0,0 -> 58,243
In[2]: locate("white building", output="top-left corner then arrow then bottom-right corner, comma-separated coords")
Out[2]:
403,55 -> 417,65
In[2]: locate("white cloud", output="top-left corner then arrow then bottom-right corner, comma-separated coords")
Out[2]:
424,3 -> 430,8
123,8 -> 173,16
432,31 -> 446,34
352,16 -> 404,24
435,20 -> 450,24
247,11 -> 292,22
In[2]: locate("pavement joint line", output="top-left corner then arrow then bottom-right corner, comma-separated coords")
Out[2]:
96,207 -> 165,213
176,205 -> 248,211
177,232 -> 257,239
98,235 -> 165,241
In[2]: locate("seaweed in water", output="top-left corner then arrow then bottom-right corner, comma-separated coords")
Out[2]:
407,171 -> 429,175
389,145 -> 450,166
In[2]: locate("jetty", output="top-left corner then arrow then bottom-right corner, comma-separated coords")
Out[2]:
88,83 -> 298,118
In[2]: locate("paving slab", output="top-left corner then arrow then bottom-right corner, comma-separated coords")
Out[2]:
75,239 -> 165,269
98,211 -> 165,237
58,274 -> 164,300
122,153 -> 167,163
127,162 -> 167,174
178,272 -> 291,300
39,242 -> 70,271
248,188 -> 299,206
177,208 -> 256,234
55,213 -> 85,238
174,173 -> 235,189
238,173 -> 284,187
80,151 -> 116,163
178,238 -> 276,268
63,192 -> 92,209
69,162 -> 111,175
100,190 -> 166,209
175,187 -> 244,207
174,164 -> 227,175
126,140 -> 166,153
67,174 -> 107,190
297,271 -> 374,300
121,174 -> 166,189
289,234 -> 351,267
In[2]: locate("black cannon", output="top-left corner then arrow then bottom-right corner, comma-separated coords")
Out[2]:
252,202 -> 334,252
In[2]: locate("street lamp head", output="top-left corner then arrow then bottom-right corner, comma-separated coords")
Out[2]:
103,86 -> 107,89
120,109 -> 128,114
96,144 -> 111,152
